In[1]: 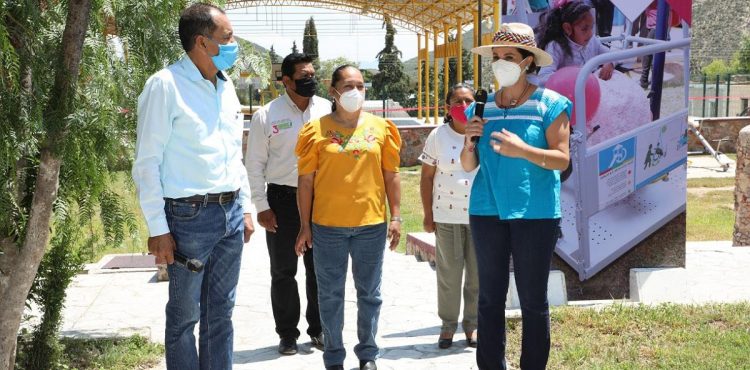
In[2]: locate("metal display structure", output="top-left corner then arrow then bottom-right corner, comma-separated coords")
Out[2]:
560,2 -> 691,280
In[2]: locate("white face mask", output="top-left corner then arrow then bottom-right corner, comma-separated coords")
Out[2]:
336,88 -> 365,112
492,58 -> 527,87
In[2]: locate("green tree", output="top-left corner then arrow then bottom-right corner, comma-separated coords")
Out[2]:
303,17 -> 320,71
0,0 -> 187,368
232,38 -> 272,106
269,44 -> 281,64
291,40 -> 299,54
734,36 -> 750,74
700,36 -> 750,78
316,57 -> 359,100
702,60 -> 733,78
371,16 -> 411,105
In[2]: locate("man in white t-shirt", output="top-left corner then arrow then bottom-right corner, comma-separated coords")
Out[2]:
419,84 -> 479,349
245,53 -> 331,355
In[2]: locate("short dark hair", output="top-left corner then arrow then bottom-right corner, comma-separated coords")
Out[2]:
445,83 -> 475,105
178,3 -> 224,52
517,48 -> 540,74
281,53 -> 314,78
444,84 -> 475,124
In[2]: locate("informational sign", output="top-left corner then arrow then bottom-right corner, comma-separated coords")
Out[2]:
598,138 -> 636,209
635,121 -> 688,189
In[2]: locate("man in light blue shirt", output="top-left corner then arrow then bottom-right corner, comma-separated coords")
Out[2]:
132,3 -> 254,369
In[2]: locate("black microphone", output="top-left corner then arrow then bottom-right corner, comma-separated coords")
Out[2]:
472,88 -> 488,143
173,252 -> 204,273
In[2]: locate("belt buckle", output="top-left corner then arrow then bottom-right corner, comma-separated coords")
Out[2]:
219,192 -> 231,204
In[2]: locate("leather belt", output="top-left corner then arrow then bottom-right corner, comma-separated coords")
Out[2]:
167,189 -> 239,205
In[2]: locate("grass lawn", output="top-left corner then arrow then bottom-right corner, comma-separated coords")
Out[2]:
686,176 -> 735,241
61,335 -> 163,370
686,177 -> 734,188
16,335 -> 163,370
687,189 -> 735,241
397,166 -> 422,253
532,303 -> 750,369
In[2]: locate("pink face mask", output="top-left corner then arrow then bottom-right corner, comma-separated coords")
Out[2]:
449,104 -> 469,124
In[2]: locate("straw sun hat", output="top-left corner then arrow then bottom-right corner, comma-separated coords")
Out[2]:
470,23 -> 553,67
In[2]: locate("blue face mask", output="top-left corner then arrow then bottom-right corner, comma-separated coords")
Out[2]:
206,37 -> 239,71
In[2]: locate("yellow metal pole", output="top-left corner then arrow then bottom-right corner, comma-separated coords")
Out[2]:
457,17 -> 463,85
424,31 -> 430,122
494,0 -> 501,32
443,23 -> 449,105
473,9 -> 479,89
433,30 -> 439,124
417,33 -> 422,120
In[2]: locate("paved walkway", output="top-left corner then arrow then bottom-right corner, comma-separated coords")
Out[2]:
63,230 -> 480,370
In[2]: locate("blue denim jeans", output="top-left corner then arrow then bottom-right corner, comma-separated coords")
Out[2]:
470,216 -> 560,370
311,222 -> 387,367
164,198 -> 244,370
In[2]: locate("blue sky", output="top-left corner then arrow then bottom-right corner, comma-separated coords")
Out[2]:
227,6 -> 421,69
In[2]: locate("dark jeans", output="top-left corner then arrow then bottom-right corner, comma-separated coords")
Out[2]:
266,184 -> 321,339
593,0 -> 615,37
470,215 -> 560,370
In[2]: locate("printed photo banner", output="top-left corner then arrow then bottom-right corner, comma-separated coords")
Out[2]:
595,119 -> 688,211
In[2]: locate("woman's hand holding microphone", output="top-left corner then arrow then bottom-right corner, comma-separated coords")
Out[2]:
464,116 -> 486,151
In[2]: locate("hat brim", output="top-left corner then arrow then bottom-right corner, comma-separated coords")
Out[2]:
470,43 -> 553,67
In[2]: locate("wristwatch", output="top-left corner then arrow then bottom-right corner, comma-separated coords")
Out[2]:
390,216 -> 403,222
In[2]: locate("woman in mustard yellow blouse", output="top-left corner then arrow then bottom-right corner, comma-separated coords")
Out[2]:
294,65 -> 402,370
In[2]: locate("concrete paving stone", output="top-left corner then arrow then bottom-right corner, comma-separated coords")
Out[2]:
631,242 -> 750,304
59,305 -> 88,326
380,348 -> 426,360
686,155 -> 736,179
65,289 -> 103,307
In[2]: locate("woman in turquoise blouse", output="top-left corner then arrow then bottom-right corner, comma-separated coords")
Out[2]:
459,23 -> 572,370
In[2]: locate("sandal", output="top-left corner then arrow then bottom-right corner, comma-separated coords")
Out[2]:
466,331 -> 477,348
438,331 -> 454,349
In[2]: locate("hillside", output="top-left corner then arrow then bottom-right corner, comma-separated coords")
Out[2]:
691,0 -> 750,75
403,23 -> 494,83
236,36 -> 268,54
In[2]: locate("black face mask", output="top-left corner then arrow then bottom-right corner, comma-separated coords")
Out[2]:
294,77 -> 318,98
